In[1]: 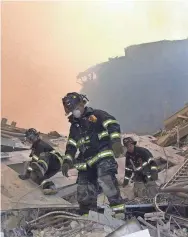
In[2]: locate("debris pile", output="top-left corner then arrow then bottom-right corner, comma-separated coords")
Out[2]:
1,204 -> 188,237
156,104 -> 188,153
1,110 -> 188,237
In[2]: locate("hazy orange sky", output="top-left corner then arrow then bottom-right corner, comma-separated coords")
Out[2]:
1,1 -> 188,134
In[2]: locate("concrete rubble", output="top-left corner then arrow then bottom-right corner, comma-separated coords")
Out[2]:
1,116 -> 188,236
156,105 -> 188,150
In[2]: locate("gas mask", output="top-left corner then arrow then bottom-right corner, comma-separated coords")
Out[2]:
72,109 -> 82,118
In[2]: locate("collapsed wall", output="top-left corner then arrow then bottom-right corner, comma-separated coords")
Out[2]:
79,39 -> 188,134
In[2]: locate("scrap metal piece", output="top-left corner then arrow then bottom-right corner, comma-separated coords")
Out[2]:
106,218 -> 142,237
162,159 -> 188,188
85,207 -> 125,229
144,212 -> 165,221
157,222 -> 161,237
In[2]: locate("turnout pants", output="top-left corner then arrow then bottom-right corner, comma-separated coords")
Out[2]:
134,180 -> 158,198
30,153 -> 61,189
76,158 -> 123,215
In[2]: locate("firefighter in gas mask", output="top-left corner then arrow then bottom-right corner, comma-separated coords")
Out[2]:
18,128 -> 65,195
122,137 -> 159,198
62,92 -> 124,215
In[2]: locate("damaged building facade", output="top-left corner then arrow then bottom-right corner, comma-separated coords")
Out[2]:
78,39 -> 188,134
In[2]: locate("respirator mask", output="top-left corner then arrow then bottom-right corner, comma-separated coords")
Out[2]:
72,109 -> 82,118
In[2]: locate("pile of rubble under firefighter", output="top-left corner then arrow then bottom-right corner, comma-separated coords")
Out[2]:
1,106 -> 188,237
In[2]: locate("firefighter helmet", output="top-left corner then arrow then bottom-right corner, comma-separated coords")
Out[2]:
123,137 -> 137,146
25,128 -> 39,141
62,92 -> 88,115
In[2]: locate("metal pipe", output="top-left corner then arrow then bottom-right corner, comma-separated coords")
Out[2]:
27,213 -> 96,226
32,216 -> 71,229
28,211 -> 80,225
166,181 -> 188,189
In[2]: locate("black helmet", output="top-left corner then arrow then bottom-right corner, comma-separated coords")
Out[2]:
25,128 -> 39,141
62,92 -> 88,115
123,137 -> 137,146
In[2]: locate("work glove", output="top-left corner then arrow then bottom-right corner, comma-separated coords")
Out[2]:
62,162 -> 70,177
112,141 -> 124,158
143,173 -> 152,183
151,171 -> 158,181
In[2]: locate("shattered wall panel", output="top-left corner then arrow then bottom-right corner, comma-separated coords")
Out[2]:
80,39 -> 188,134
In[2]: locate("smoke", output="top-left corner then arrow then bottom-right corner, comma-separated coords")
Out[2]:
1,1 -> 188,133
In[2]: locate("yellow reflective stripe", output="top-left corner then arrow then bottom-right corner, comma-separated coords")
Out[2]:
64,154 -> 72,162
124,176 -> 130,180
98,131 -> 109,139
38,160 -> 48,170
103,119 -> 119,128
49,151 -> 63,166
75,163 -> 87,170
41,180 -> 48,186
110,132 -> 121,139
50,150 -> 63,157
82,214 -> 89,217
27,166 -> 33,171
136,166 -> 142,171
77,138 -> 90,147
54,154 -> 63,166
68,138 -> 77,147
148,158 -> 154,163
142,162 -> 148,167
111,204 -> 125,211
87,150 -> 114,166
77,138 -> 85,147
32,155 -> 39,161
151,166 -> 158,170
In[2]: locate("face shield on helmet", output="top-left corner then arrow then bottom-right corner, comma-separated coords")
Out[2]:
25,128 -> 39,143
62,92 -> 88,118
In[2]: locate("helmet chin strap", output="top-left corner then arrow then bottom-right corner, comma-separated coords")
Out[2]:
65,112 -> 72,117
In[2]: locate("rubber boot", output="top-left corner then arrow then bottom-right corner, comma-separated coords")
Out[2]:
42,182 -> 58,195
18,161 -> 31,180
31,162 -> 46,179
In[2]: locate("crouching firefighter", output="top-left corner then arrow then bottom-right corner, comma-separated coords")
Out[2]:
122,137 -> 159,198
62,92 -> 125,215
18,128 -> 64,195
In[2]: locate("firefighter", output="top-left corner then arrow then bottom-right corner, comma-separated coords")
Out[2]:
122,137 -> 158,198
62,92 -> 124,215
18,128 -> 65,195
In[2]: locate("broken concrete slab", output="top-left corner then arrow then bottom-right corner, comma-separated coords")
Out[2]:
1,163 -> 72,211
157,124 -> 188,147
164,105 -> 188,131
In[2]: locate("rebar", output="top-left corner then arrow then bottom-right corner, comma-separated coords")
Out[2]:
28,211 -> 80,225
